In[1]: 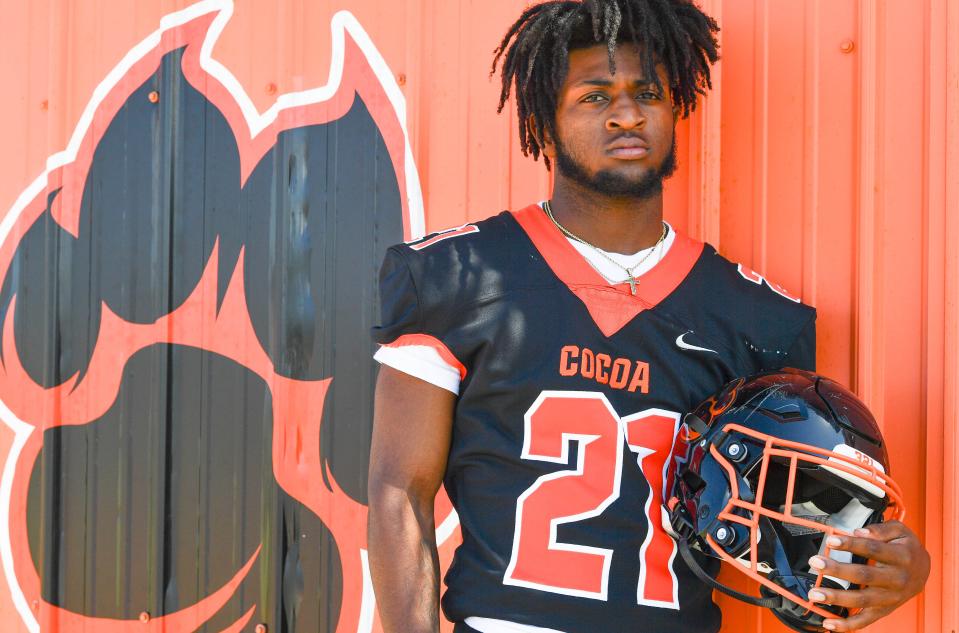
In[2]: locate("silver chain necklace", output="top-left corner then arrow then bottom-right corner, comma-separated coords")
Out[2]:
543,200 -> 667,295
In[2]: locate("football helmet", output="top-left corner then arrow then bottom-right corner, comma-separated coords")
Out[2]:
668,368 -> 905,632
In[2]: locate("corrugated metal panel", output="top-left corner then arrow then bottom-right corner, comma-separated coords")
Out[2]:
713,1 -> 958,631
0,2 -> 416,631
0,1 -> 954,632
935,5 -> 959,631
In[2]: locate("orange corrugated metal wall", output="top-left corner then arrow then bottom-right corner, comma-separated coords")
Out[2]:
0,1 -> 954,632
711,2 -> 958,632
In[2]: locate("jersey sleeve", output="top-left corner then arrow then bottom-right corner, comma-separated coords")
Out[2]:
784,315 -> 816,371
673,247 -> 820,378
371,246 -> 466,393
371,245 -> 421,345
373,344 -> 463,394
751,309 -> 816,373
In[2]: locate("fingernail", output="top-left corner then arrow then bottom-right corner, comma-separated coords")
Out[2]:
809,556 -> 826,569
826,536 -> 842,547
808,589 -> 826,602
854,527 -> 870,536
823,622 -> 836,631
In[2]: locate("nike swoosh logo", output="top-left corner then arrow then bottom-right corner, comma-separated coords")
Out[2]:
676,332 -> 718,354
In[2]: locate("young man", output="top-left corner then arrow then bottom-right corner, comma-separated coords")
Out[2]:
367,1 -> 929,632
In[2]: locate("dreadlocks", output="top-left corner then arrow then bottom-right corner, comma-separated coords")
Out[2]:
492,0 -> 719,168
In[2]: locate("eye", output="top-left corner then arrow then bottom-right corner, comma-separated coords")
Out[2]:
581,93 -> 608,104
637,90 -> 661,100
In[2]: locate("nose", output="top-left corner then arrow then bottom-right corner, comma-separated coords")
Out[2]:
606,93 -> 645,131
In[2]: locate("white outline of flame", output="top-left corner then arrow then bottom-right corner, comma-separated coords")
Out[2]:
0,2 -> 450,631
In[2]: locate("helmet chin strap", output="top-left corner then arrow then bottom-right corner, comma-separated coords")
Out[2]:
677,538 -> 783,609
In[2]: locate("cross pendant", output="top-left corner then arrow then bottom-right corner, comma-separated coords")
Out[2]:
628,276 -> 637,295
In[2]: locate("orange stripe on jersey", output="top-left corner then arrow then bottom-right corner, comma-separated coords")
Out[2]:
382,333 -> 468,380
408,224 -> 479,251
512,204 -> 704,337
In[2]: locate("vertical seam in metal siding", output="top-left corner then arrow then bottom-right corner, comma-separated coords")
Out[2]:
919,0 -> 941,630
698,0 -> 722,248
804,0 -> 819,306
941,4 -> 959,631
757,0 -> 769,272
854,0 -> 885,420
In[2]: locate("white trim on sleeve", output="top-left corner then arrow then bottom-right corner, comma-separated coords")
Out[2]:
374,344 -> 462,395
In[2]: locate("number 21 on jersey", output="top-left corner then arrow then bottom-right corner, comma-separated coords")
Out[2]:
503,391 -> 682,609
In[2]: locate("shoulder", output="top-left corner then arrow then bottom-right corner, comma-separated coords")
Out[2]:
388,208 -> 535,299
692,245 -> 810,308
390,210 -> 517,274
393,211 -> 515,259
670,243 -> 816,368
372,208 -> 536,370
373,209 -> 530,339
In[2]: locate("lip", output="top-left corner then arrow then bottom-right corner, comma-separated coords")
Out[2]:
607,137 -> 651,159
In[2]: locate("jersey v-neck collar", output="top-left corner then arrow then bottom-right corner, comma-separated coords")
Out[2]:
511,203 -> 704,337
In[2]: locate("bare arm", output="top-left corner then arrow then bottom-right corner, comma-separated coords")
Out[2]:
368,365 -> 456,633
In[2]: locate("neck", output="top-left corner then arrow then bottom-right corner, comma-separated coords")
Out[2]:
547,178 -> 665,255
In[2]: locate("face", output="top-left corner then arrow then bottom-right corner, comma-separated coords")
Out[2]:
544,44 -> 678,199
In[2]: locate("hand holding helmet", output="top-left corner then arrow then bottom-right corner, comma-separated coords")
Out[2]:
668,369 -> 927,632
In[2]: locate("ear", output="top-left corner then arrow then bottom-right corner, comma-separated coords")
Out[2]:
530,114 -> 556,160
666,81 -> 682,121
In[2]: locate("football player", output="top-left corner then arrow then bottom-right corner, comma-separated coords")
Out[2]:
367,1 -> 929,632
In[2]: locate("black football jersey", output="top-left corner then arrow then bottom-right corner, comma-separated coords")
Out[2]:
372,204 -> 816,633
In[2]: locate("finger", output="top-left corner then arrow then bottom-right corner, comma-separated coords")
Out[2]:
851,520 -> 908,542
821,607 -> 893,631
823,534 -> 911,567
807,586 -> 898,609
808,555 -> 901,587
